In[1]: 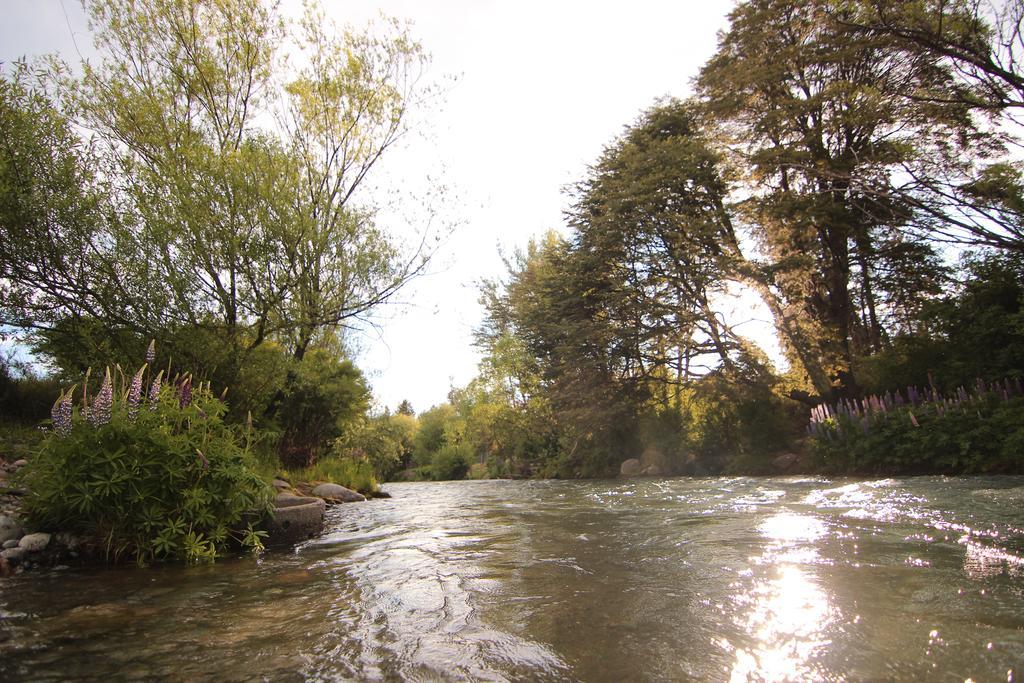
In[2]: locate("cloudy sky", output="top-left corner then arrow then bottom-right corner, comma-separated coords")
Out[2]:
1,0 -> 737,413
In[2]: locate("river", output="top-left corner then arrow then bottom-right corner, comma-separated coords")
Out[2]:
1,476 -> 1023,681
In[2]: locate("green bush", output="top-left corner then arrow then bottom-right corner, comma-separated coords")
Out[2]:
273,349 -> 369,469
21,365 -> 273,564
810,391 -> 1024,474
431,443 -> 472,480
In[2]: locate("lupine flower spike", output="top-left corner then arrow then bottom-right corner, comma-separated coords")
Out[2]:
145,339 -> 156,366
178,375 -> 193,409
89,368 -> 114,427
51,386 -> 75,438
127,365 -> 146,422
149,370 -> 164,410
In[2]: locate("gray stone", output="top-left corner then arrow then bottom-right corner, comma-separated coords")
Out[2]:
311,483 -> 366,503
641,464 -> 664,477
772,452 -> 800,472
2,539 -> 18,549
266,495 -> 326,547
0,514 -> 22,544
1,547 -> 27,562
272,478 -> 292,491
620,458 -> 643,477
12,459 -> 28,469
19,532 -> 51,553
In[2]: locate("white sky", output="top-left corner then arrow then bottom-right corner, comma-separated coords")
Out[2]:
1,0 -> 738,413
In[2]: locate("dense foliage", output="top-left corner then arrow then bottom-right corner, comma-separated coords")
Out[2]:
810,380 -> 1024,474
0,0 -> 441,470
21,363 -> 272,563
5,0 -> 1024,481
435,0 -> 1024,478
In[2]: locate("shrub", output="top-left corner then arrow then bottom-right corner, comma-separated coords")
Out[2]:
431,443 -> 472,480
21,362 -> 273,564
809,380 -> 1024,474
273,349 -> 369,469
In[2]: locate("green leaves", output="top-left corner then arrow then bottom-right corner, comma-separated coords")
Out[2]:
21,361 -> 273,564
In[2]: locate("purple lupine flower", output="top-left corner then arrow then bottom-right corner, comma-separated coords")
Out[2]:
178,376 -> 193,409
89,369 -> 113,427
127,365 -> 145,422
145,339 -> 156,366
51,388 -> 74,438
148,370 -> 164,410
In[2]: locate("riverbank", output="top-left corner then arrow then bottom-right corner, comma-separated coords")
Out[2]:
0,452 -> 381,576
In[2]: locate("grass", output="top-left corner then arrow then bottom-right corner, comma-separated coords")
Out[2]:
286,458 -> 379,494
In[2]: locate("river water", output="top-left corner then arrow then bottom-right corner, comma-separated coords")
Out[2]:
1,476 -> 1023,681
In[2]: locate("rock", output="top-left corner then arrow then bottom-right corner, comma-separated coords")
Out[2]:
311,483 -> 366,503
2,539 -> 18,549
265,495 -> 326,547
272,478 -> 292,491
641,464 -> 664,477
620,458 -> 643,477
55,532 -> 83,551
771,452 -> 800,473
640,446 -> 669,474
1,547 -> 27,563
368,490 -> 392,499
0,514 -> 22,544
12,459 -> 28,469
19,532 -> 51,553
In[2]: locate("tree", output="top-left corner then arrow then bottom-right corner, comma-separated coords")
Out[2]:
0,62 -> 120,337
832,0 -> 1024,254
66,0 -> 436,364
697,0 -> 979,392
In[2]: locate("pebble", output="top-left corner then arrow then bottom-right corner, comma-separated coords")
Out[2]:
12,459 -> 28,469
2,539 -> 18,549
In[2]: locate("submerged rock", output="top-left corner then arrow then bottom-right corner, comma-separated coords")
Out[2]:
620,458 -> 643,477
265,495 -> 325,548
311,483 -> 365,503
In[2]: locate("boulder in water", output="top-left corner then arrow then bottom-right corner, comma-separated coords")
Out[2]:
620,458 -> 643,477
311,483 -> 366,503
771,452 -> 800,473
265,495 -> 326,547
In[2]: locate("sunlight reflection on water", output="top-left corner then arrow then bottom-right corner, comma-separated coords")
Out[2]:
727,512 -> 836,682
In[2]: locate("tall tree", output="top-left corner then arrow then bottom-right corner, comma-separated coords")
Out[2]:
697,0 -> 979,392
